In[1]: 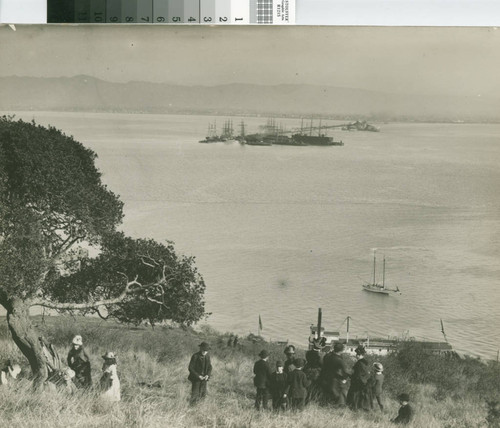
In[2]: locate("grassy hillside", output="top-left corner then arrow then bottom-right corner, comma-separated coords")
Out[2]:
0,316 -> 498,427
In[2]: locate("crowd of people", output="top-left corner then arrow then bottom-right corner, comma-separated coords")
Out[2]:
1,335 -> 120,402
3,333 -> 413,424
188,340 -> 414,425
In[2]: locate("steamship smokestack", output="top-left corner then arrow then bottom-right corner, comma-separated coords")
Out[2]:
317,308 -> 322,340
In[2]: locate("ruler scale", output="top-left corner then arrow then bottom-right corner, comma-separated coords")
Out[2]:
47,0 -> 294,24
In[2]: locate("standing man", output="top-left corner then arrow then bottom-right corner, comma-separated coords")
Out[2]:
188,342 -> 212,405
320,342 -> 351,406
284,345 -> 296,374
304,341 -> 323,403
253,349 -> 273,410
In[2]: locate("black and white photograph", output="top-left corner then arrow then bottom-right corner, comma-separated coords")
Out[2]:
0,24 -> 499,427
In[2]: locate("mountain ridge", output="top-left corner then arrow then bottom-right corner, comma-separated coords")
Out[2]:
1,75 -> 499,122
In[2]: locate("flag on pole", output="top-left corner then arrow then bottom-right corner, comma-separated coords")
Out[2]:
440,318 -> 448,343
259,315 -> 263,332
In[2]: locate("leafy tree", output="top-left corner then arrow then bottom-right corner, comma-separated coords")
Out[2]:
0,116 -> 206,384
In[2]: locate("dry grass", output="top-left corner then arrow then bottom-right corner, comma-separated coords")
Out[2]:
0,316 -> 492,427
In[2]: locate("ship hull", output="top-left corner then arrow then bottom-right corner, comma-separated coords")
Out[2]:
362,284 -> 390,295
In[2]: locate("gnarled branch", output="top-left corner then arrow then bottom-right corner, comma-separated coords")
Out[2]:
30,275 -> 140,311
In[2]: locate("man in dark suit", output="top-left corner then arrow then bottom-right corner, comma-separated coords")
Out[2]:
320,342 -> 351,406
188,342 -> 212,405
284,345 -> 296,374
253,349 -> 273,410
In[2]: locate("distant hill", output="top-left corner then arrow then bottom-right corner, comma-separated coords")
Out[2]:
1,75 -> 499,122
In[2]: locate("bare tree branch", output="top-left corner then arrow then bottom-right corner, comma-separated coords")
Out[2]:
30,275 -> 141,310
139,254 -> 160,268
96,307 -> 109,320
145,296 -> 166,306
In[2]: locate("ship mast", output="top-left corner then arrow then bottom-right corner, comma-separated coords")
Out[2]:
383,256 -> 386,289
373,250 -> 376,285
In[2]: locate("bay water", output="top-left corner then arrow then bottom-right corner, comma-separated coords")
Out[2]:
7,111 -> 500,359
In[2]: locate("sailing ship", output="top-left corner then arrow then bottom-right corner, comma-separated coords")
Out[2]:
362,250 -> 400,295
221,119 -> 235,142
290,118 -> 344,146
199,120 -> 228,143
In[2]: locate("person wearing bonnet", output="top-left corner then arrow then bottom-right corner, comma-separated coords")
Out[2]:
67,335 -> 92,389
372,362 -> 385,411
320,342 -> 351,407
100,351 -> 121,402
347,345 -> 373,411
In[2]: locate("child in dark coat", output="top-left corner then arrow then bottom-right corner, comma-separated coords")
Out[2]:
372,362 -> 385,411
270,360 -> 288,411
392,393 -> 414,424
284,358 -> 310,411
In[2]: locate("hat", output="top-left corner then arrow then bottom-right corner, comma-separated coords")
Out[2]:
333,342 -> 345,353
276,360 -> 284,367
8,364 -> 21,379
63,367 -> 75,379
294,358 -> 305,368
355,345 -> 366,356
259,349 -> 269,358
373,362 -> 384,372
199,342 -> 211,351
102,351 -> 116,360
284,345 -> 295,355
72,335 -> 83,346
398,393 -> 410,402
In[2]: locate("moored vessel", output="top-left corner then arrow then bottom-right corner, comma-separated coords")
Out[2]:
362,250 -> 400,295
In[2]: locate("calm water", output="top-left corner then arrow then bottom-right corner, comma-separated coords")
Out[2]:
8,111 -> 500,359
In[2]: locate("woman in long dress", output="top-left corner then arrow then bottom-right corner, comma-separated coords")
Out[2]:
67,335 -> 92,389
100,352 -> 121,402
347,345 -> 373,411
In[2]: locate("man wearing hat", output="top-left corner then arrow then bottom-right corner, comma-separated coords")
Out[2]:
253,349 -> 273,410
283,345 -> 296,374
188,342 -> 212,405
320,342 -> 351,406
304,342 -> 323,404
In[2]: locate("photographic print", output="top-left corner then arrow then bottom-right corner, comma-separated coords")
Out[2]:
0,24 -> 499,426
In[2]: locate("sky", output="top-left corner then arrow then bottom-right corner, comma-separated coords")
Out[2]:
0,25 -> 499,97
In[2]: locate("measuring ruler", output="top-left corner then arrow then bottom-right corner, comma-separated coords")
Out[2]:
47,0 -> 295,24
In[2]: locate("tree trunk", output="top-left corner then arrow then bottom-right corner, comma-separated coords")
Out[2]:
5,297 -> 48,386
